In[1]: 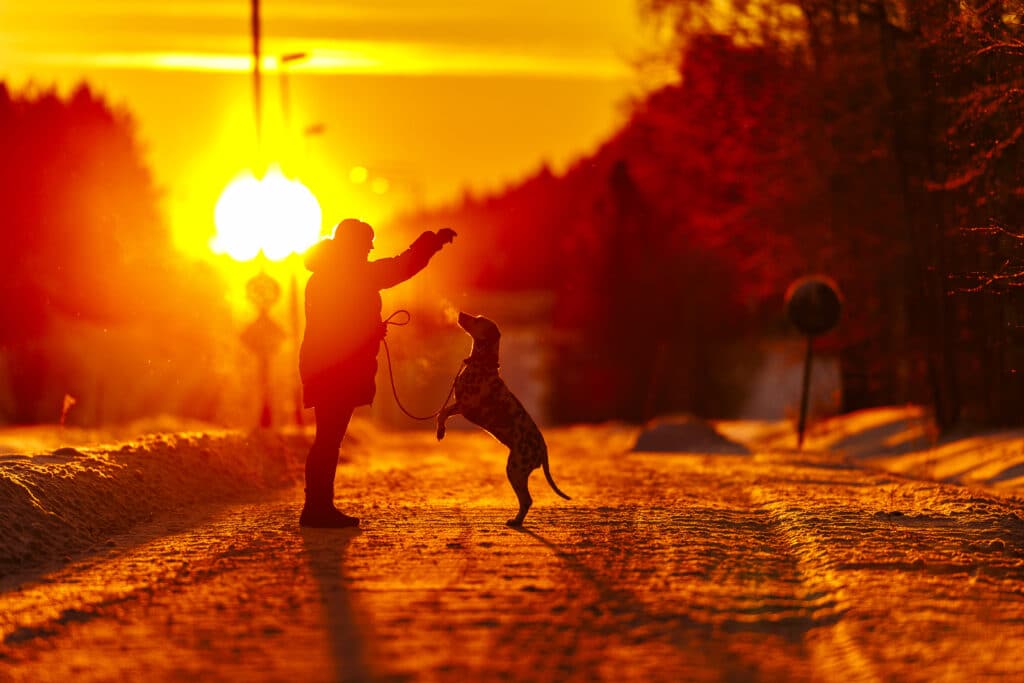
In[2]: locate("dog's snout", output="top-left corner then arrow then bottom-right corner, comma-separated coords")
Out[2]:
457,311 -> 472,327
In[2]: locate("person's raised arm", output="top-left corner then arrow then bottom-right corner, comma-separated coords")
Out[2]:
369,228 -> 456,290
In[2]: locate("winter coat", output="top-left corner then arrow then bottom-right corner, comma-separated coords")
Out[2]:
299,231 -> 445,409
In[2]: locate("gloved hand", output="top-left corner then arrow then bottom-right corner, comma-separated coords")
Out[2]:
436,228 -> 457,245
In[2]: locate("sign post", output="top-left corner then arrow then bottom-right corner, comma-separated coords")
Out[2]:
242,271 -> 285,428
785,276 -> 842,449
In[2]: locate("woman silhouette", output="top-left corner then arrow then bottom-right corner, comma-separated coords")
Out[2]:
299,218 -> 456,527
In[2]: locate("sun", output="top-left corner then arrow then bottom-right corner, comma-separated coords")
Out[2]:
211,164 -> 322,261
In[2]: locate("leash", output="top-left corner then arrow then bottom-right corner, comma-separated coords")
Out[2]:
381,310 -> 465,421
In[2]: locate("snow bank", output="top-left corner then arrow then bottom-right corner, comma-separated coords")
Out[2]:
720,404 -> 1024,492
714,405 -> 936,456
870,427 -> 1024,490
632,415 -> 750,454
0,422 -> 321,579
641,405 -> 1024,494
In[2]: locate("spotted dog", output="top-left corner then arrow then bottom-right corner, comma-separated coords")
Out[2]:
437,312 -> 570,526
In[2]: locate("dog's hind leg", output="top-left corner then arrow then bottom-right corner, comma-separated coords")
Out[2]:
505,455 -> 532,527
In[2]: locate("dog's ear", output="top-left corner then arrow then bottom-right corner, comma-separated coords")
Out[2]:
482,319 -> 501,342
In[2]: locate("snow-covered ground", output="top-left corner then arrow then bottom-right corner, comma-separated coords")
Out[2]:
3,406 -> 1024,681
718,404 -> 1024,490
0,422 -> 311,578
640,404 -> 1024,491
2,405 -> 1022,580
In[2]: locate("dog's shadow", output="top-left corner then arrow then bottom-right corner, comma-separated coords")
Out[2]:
511,526 -> 766,677
512,526 -> 633,609
299,527 -> 372,683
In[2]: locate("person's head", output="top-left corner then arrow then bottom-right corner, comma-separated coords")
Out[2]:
332,218 -> 374,257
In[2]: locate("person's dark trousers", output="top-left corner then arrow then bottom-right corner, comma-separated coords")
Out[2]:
301,403 -> 359,527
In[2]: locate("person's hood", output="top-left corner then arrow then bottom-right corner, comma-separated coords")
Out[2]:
303,238 -> 334,272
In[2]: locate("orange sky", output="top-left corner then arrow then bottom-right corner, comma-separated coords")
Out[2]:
0,1 -> 664,260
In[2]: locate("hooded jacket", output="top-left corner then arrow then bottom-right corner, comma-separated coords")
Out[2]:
299,230 -> 444,409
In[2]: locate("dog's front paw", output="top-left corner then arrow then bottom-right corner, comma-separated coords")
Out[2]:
436,424 -> 446,441
505,518 -> 523,528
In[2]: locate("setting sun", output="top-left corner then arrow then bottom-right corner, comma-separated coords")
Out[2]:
211,164 -> 322,261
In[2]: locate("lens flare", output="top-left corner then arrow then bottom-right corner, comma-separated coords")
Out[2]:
211,165 -> 322,261
349,166 -> 369,184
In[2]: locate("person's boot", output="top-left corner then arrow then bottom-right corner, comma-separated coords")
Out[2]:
300,452 -> 359,528
299,499 -> 360,528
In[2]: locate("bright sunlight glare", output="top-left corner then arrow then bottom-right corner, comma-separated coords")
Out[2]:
211,165 -> 322,261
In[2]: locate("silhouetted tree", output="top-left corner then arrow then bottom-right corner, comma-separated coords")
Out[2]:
546,35 -> 823,422
644,0 -> 1024,430
395,35 -> 820,423
394,2 -> 1024,428
0,82 -> 231,425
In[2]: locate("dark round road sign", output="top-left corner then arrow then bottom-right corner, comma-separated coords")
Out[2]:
785,276 -> 842,336
246,271 -> 282,312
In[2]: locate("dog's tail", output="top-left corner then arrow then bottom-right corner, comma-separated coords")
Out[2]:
542,451 -> 571,500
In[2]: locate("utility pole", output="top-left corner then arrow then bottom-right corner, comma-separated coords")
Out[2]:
251,0 -> 262,152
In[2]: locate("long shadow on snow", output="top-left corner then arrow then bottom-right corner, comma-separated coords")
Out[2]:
516,526 -> 845,678
300,527 -> 376,683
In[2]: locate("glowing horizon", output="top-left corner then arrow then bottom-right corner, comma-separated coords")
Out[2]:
0,0 -> 651,80
0,1 -> 657,270
10,43 -> 634,81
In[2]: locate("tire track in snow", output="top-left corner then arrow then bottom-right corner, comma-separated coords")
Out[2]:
748,480 -> 883,683
747,453 -> 1024,683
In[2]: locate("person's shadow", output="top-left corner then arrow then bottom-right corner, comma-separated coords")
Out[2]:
300,528 -> 372,683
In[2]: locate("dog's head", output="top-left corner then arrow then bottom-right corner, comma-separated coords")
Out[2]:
458,312 -> 501,346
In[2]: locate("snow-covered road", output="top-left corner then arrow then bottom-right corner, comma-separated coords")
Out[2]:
2,425 -> 1024,682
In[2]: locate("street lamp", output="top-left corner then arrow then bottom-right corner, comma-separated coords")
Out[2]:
279,51 -> 309,136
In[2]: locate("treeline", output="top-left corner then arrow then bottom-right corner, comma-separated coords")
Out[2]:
0,83 -> 236,425
393,1 -> 1024,429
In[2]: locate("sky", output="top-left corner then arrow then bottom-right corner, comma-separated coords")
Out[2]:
0,1 -> 663,260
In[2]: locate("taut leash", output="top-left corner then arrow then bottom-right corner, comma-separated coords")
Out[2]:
381,310 -> 464,421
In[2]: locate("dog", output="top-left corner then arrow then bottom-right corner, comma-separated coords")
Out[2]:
436,312 -> 570,526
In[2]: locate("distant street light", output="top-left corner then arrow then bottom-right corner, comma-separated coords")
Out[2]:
279,51 -> 309,135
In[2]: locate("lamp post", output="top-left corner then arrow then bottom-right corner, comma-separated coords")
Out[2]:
279,51 -> 309,137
